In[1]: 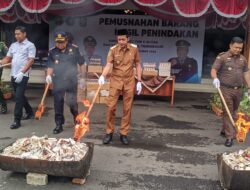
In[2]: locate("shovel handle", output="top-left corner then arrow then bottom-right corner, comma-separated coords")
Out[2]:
40,84 -> 50,105
218,87 -> 236,128
86,84 -> 102,117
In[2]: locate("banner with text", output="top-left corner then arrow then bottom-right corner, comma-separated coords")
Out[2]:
49,14 -> 205,83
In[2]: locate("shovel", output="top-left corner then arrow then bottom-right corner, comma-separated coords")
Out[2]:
217,87 -> 236,129
35,84 -> 50,120
74,84 -> 102,141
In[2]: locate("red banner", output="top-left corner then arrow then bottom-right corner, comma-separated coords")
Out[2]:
18,0 -> 52,13
59,0 -> 86,4
134,0 -> 167,6
211,0 -> 247,18
94,0 -> 126,5
173,0 -> 210,17
0,0 -> 15,12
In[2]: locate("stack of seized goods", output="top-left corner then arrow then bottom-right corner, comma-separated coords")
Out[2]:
158,62 -> 171,77
217,148 -> 250,190
86,79 -> 100,103
0,136 -> 94,178
77,77 -> 86,102
142,62 -> 158,77
87,58 -> 103,73
99,81 -> 110,104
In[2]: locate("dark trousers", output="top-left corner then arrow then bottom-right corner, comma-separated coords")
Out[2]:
220,86 -> 241,139
11,76 -> 33,121
53,82 -> 78,126
0,68 -> 6,106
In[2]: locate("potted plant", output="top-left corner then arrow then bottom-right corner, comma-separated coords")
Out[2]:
209,92 -> 223,117
0,81 -> 13,100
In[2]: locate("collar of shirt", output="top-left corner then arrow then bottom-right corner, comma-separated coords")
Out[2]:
227,50 -> 240,58
118,44 -> 130,52
18,38 -> 28,45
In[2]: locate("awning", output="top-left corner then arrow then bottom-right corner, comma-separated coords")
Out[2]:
0,0 -> 248,25
0,0 -> 248,18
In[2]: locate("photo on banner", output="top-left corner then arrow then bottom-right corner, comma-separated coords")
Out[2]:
49,14 -> 205,83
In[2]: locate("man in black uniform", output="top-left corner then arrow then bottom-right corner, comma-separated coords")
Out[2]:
168,40 -> 198,82
46,31 -> 85,134
0,42 -> 8,114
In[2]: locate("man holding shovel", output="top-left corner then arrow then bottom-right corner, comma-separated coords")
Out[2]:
211,37 -> 250,147
98,29 -> 142,145
46,31 -> 85,134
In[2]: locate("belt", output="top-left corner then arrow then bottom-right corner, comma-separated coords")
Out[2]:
221,83 -> 241,90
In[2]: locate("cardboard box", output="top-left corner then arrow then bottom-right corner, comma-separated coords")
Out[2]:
143,69 -> 158,77
87,65 -> 103,73
77,86 -> 86,102
99,96 -> 108,104
101,83 -> 110,90
86,90 -> 100,103
86,80 -> 99,91
159,62 -> 171,77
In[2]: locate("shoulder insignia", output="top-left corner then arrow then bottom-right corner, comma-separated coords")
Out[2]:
110,44 -> 117,50
72,44 -> 78,48
49,47 -> 56,51
216,52 -> 225,59
130,43 -> 137,48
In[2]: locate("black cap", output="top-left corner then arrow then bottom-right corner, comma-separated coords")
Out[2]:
54,31 -> 67,42
117,29 -> 128,36
175,40 -> 190,47
83,36 -> 97,47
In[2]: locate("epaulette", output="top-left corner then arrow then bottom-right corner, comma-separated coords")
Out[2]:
130,43 -> 137,48
49,46 -> 55,51
110,44 -> 117,49
216,52 -> 225,59
219,52 -> 225,55
72,44 -> 78,48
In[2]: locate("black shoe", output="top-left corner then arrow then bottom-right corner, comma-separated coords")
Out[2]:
225,139 -> 233,147
53,125 -> 63,134
21,113 -> 34,120
1,104 -> 7,114
103,133 -> 113,144
220,131 -> 226,138
10,120 -> 21,129
120,135 -> 129,145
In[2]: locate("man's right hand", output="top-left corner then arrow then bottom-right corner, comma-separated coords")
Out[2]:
213,78 -> 220,88
98,75 -> 105,85
46,75 -> 52,84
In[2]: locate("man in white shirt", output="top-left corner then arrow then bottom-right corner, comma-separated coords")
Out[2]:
0,26 -> 36,129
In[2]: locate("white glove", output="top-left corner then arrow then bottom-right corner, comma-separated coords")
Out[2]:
98,75 -> 105,85
136,81 -> 142,95
213,78 -> 220,88
46,75 -> 52,84
79,78 -> 85,89
15,72 -> 24,83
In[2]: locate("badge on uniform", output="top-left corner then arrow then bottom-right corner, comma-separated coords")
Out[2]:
55,60 -> 59,64
228,67 -> 232,71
